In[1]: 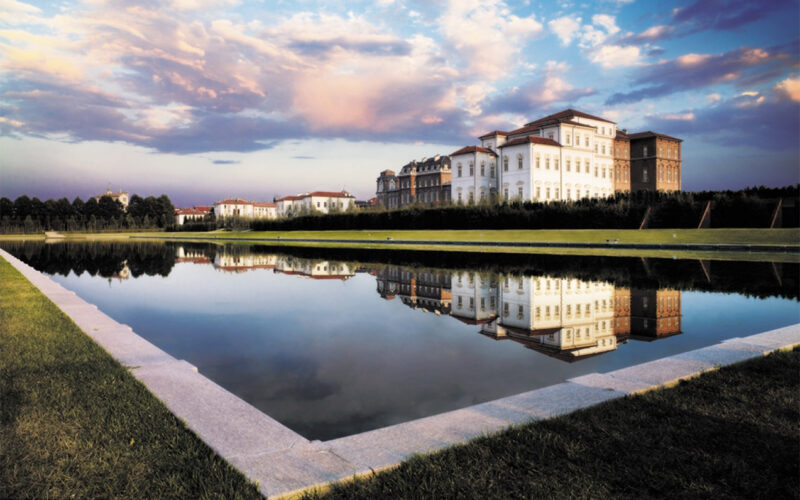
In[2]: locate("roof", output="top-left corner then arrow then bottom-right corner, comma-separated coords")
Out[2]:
175,208 -> 207,215
523,109 -> 615,126
379,169 -> 395,176
499,136 -> 561,148
450,145 -> 497,157
478,130 -> 509,139
253,202 -> 276,208
627,131 -> 683,142
275,195 -> 303,202
215,198 -> 252,205
614,131 -> 630,141
306,191 -> 354,198
193,205 -> 212,212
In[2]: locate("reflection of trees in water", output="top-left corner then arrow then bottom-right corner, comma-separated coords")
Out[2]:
1,241 -> 180,278
1,240 -> 796,300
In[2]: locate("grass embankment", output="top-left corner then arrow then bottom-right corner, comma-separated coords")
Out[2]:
0,257 -> 261,499
307,348 -> 800,499
165,228 -> 800,245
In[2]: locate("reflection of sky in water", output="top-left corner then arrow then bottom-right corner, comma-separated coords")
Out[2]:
37,257 -> 800,441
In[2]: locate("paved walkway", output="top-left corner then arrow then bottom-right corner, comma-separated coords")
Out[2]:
3,247 -> 799,498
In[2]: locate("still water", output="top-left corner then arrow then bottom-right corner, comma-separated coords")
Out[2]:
3,241 -> 798,440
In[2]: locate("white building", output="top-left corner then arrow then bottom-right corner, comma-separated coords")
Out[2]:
95,187 -> 130,210
213,198 -> 276,219
274,191 -> 355,217
174,206 -> 211,225
450,146 -> 498,204
451,109 -> 617,203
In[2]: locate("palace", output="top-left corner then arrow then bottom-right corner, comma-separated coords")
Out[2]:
95,187 -> 130,210
375,109 -> 682,208
274,191 -> 355,217
213,198 -> 277,219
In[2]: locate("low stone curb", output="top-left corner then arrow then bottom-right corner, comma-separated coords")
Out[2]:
2,248 -> 798,499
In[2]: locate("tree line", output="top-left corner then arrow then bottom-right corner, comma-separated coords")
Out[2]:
0,194 -> 175,233
250,186 -> 799,231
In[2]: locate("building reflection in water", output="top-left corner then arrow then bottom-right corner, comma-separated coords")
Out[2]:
175,245 -> 682,362
375,265 -> 682,363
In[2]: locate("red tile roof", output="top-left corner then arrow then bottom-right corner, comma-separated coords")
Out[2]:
450,145 -> 497,156
175,208 -> 208,215
614,131 -> 630,140
499,136 -> 561,148
216,198 -> 252,205
627,131 -> 683,142
523,109 -> 615,126
478,130 -> 509,139
193,205 -> 212,212
507,124 -> 541,136
306,191 -> 354,198
253,202 -> 276,207
275,195 -> 303,202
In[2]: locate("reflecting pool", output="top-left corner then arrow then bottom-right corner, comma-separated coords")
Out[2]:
3,241 -> 798,440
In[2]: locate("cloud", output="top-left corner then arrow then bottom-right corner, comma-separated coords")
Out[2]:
642,91 -> 799,151
211,159 -> 239,164
775,75 -> 800,102
439,0 -> 543,78
674,0 -> 794,31
486,61 -> 595,115
606,43 -> 797,105
589,44 -> 642,68
548,16 -> 581,46
292,155 -> 315,160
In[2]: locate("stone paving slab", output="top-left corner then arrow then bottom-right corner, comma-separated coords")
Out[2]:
228,446 -> 356,497
568,373 -> 656,394
672,345 -> 764,366
604,357 -> 714,387
3,249 -> 799,499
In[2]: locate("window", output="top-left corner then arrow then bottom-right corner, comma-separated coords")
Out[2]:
554,158 -> 559,170
566,133 -> 571,144
643,168 -> 648,182
469,297 -> 474,310
535,155 -> 540,168
469,162 -> 474,176
602,167 -> 606,179
585,136 -> 589,147
548,132 -> 554,140
566,188 -> 571,199
555,188 -> 560,198
518,187 -> 524,199
457,163 -> 462,177
546,187 -> 550,199
535,187 -> 540,199
503,156 -> 509,171
585,160 -> 590,173
468,191 -> 474,203
566,158 -> 571,171
643,146 -> 648,157
545,156 -> 550,169
480,162 -> 485,177
490,163 -> 495,178
518,154 -> 523,169
503,303 -> 509,316
504,188 -> 509,199
518,305 -> 524,319
576,133 -> 581,145
601,144 -> 606,155
594,166 -> 598,177
457,192 -> 462,203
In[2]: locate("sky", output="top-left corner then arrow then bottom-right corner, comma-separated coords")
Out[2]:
0,0 -> 798,207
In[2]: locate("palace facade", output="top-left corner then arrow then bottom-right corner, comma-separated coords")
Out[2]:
444,109 -> 682,204
213,198 -> 277,219
376,155 -> 452,209
274,191 -> 355,217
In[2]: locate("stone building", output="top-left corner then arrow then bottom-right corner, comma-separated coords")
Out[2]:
213,198 -> 277,219
628,132 -> 683,192
274,191 -> 355,217
447,109 -> 682,204
95,187 -> 130,210
376,155 -> 451,209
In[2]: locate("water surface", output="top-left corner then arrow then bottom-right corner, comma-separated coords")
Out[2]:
3,241 -> 797,440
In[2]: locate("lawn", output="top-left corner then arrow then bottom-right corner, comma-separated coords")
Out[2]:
168,227 -> 800,245
305,347 -> 800,499
0,256 -> 261,499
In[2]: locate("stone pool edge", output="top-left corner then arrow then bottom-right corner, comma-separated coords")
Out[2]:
3,248 -> 798,499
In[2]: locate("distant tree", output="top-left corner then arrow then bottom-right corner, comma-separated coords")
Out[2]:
0,197 -> 13,217
14,195 -> 32,220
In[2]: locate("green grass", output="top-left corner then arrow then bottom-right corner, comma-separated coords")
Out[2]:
0,257 -> 262,499
305,348 -> 800,499
164,228 -> 800,245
